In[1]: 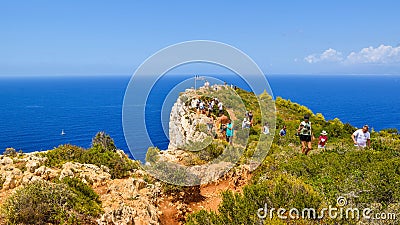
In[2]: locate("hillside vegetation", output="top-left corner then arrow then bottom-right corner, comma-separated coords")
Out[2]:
186,89 -> 400,225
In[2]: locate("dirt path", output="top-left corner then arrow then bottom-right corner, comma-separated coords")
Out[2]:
159,168 -> 251,225
226,108 -> 237,121
159,198 -> 179,225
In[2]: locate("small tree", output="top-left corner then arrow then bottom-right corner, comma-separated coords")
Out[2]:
91,131 -> 116,152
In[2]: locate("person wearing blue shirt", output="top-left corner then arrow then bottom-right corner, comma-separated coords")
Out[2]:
279,125 -> 287,136
226,120 -> 234,145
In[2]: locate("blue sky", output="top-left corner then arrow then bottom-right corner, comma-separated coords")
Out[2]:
1,1 -> 400,76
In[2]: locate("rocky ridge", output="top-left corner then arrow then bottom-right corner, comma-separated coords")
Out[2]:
0,152 -> 160,225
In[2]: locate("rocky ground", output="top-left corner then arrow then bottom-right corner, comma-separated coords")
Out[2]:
0,153 -> 160,225
0,151 -> 252,225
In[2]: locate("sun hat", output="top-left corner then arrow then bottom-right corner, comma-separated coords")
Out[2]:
321,130 -> 328,135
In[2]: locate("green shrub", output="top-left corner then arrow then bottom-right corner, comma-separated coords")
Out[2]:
145,147 -> 160,163
41,144 -> 86,167
59,177 -> 102,217
195,139 -> 226,162
1,179 -> 102,225
91,131 -> 117,152
41,132 -> 140,179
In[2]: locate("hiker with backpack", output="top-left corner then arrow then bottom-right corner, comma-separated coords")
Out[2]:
297,115 -> 314,155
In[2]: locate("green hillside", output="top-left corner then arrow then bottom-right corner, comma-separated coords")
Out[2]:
186,88 -> 400,225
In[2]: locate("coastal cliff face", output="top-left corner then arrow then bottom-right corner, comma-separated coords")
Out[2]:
168,91 -> 211,151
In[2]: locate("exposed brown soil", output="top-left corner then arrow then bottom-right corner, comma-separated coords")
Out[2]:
158,170 -> 252,225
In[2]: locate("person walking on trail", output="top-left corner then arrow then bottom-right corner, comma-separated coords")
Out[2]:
279,125 -> 287,137
248,111 -> 254,126
297,115 -> 314,155
263,122 -> 270,135
242,117 -> 250,129
352,125 -> 371,148
318,130 -> 328,149
206,116 -> 214,134
226,120 -> 234,145
218,101 -> 223,116
199,101 -> 205,111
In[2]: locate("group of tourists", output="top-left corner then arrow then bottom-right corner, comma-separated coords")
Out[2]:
280,114 -> 371,155
192,97 -> 224,117
199,82 -> 372,152
192,98 -> 233,145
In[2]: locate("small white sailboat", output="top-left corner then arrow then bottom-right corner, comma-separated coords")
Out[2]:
61,129 -> 66,135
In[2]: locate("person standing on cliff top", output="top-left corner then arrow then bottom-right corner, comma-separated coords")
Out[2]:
351,125 -> 371,148
204,80 -> 210,89
297,115 -> 314,155
226,120 -> 234,145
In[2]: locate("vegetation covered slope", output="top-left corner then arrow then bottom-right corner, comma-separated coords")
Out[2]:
186,90 -> 400,225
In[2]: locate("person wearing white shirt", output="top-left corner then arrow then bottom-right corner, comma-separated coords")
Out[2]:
351,125 -> 371,148
218,102 -> 223,115
242,118 -> 250,129
263,123 -> 270,135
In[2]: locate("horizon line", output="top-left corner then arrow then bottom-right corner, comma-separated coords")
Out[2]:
0,73 -> 400,78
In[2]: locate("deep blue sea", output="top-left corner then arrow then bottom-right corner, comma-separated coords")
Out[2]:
0,75 -> 399,161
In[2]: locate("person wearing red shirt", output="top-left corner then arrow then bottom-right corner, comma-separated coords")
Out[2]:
318,130 -> 328,149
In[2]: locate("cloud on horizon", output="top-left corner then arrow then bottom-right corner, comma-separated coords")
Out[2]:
304,44 -> 400,65
304,48 -> 343,63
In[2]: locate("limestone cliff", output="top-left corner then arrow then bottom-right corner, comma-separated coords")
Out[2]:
168,91 -> 210,151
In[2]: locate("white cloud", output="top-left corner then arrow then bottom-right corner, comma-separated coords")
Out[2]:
304,44 -> 400,64
304,48 -> 343,63
346,44 -> 400,64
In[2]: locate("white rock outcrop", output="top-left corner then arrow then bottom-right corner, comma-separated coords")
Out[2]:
59,162 -> 111,186
97,177 -> 161,225
168,95 -> 210,151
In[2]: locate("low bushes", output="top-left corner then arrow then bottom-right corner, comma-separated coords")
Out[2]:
1,178 -> 102,225
41,132 -> 140,179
